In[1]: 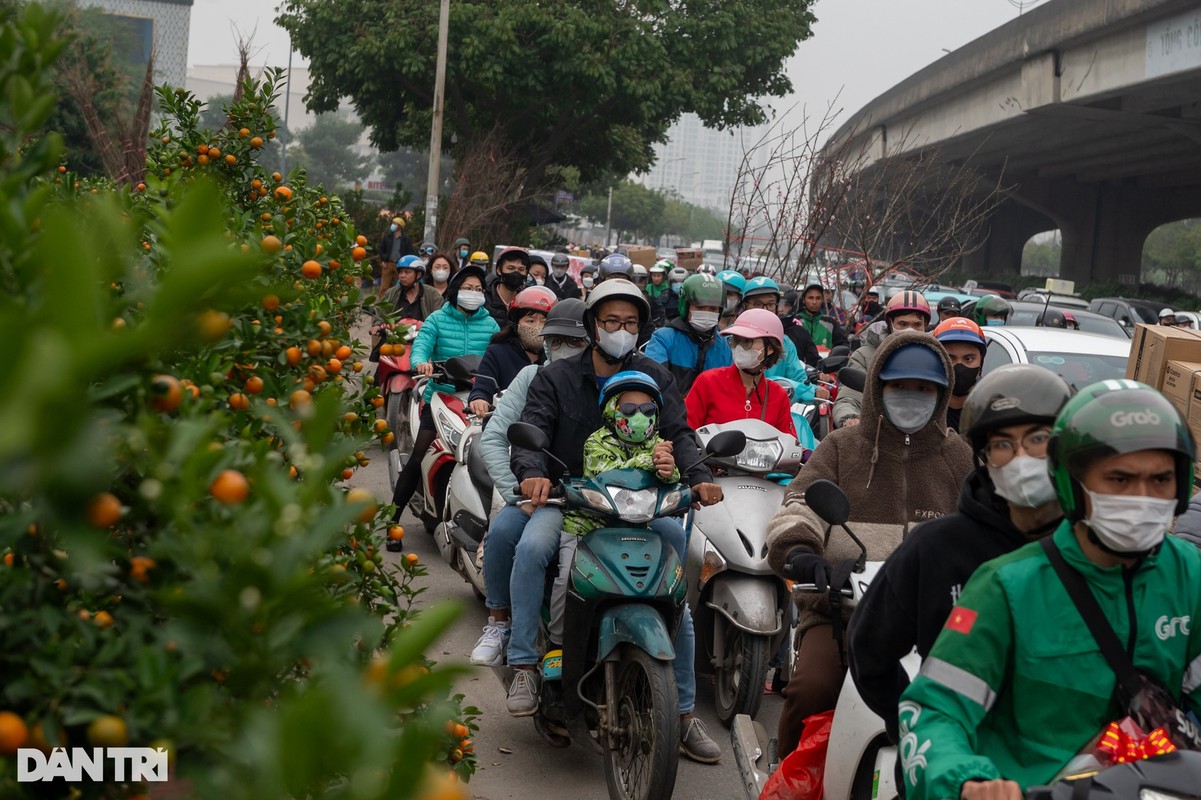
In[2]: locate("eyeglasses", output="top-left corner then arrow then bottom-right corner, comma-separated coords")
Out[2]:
985,429 -> 1051,464
546,336 -> 586,349
617,402 -> 658,416
598,318 -> 640,333
743,297 -> 778,311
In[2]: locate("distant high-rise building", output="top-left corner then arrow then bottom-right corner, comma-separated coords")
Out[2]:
634,113 -> 763,215
74,0 -> 192,90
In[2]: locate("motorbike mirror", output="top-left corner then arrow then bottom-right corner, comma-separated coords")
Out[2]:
443,357 -> 474,383
507,421 -> 551,452
837,367 -> 867,393
805,479 -> 850,527
820,353 -> 849,373
705,430 -> 747,458
827,344 -> 850,359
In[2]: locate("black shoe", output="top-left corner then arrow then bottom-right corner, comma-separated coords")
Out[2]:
385,539 -> 404,553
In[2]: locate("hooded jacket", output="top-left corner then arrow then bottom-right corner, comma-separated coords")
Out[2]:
468,336 -> 543,405
511,346 -> 712,488
409,303 -> 500,402
644,317 -> 733,394
1174,491 -> 1201,549
765,330 -> 974,635
833,318 -> 889,427
847,467 -> 1058,743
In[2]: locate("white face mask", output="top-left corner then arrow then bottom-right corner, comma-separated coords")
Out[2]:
432,268 -> 450,282
732,344 -> 764,372
882,390 -> 937,434
582,277 -> 594,288
689,310 -> 720,332
534,278 -> 545,286
1084,489 -> 1177,553
596,328 -> 637,359
553,266 -> 566,277
988,455 -> 1056,509
456,290 -> 485,311
545,340 -> 581,363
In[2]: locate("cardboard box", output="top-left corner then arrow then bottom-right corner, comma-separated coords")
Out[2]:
1125,324 -> 1201,390
675,248 -> 703,270
1163,360 -> 1201,417
620,244 -> 657,269
1187,371 -> 1201,432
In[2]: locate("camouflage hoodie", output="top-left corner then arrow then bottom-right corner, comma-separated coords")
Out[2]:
562,395 -> 681,536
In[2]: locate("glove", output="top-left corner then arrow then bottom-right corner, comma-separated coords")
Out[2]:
782,546 -> 832,592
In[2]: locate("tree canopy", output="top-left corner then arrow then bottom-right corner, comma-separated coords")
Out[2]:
290,113 -> 372,190
576,180 -> 724,244
276,0 -> 817,191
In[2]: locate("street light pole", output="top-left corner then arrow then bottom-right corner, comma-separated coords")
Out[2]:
423,0 -> 451,246
281,39 -> 293,175
605,185 -> 613,247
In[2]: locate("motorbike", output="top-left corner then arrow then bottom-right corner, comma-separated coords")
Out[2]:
685,418 -> 807,725
732,479 -> 913,800
402,356 -> 481,534
363,307 -> 424,489
433,360 -> 502,602
502,421 -> 745,800
792,345 -> 850,442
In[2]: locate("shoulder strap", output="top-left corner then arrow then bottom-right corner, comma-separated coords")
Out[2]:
1039,537 -> 1144,701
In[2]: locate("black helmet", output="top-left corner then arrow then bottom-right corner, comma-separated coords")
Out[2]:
542,298 -> 588,340
959,364 -> 1073,454
936,296 -> 962,315
597,254 -> 635,282
550,253 -> 570,268
1039,308 -> 1068,328
445,265 -> 487,308
1049,379 -> 1195,520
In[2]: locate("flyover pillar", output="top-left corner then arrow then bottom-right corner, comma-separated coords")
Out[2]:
960,201 -> 1056,277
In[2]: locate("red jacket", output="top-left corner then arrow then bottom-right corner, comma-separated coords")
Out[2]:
685,365 -> 797,439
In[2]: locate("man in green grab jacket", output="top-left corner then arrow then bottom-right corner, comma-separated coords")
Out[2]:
900,379 -> 1201,800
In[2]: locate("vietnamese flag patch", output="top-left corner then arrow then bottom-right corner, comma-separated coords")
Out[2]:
945,607 -> 978,635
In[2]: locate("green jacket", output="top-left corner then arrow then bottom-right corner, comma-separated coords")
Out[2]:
900,522 -> 1201,800
562,396 -> 680,536
797,309 -> 836,349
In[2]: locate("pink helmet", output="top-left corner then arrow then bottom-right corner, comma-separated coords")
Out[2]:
723,308 -> 784,346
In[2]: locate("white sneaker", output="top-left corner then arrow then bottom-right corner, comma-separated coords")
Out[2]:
469,617 -> 510,666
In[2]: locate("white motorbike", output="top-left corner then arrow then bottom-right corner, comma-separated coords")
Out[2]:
686,419 -> 807,725
732,479 -> 916,800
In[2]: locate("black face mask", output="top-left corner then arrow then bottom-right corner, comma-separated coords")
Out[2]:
501,271 -> 526,291
952,363 -> 981,397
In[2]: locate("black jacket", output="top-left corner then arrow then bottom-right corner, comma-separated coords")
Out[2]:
779,314 -> 822,367
847,467 -> 1057,743
469,337 -> 541,405
546,272 -> 580,301
483,279 -> 515,328
511,346 -> 712,487
377,231 -> 413,263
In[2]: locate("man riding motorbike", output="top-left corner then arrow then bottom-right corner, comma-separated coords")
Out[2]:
645,273 -> 730,394
931,316 -> 987,432
765,331 -> 973,757
795,281 -> 848,351
546,253 -> 579,301
847,365 -> 1072,792
900,379 -> 1201,800
484,247 -> 531,327
506,279 -> 726,762
971,294 -> 1013,328
834,291 -> 931,429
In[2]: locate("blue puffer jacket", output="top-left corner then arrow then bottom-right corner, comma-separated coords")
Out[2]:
644,319 -> 733,395
410,303 -> 499,402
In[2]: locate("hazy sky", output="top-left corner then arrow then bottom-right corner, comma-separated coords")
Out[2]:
187,0 -> 1028,130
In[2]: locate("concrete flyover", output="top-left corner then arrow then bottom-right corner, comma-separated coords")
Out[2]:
826,0 -> 1201,286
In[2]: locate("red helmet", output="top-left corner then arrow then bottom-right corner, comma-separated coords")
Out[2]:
509,285 -> 557,324
885,290 -> 931,321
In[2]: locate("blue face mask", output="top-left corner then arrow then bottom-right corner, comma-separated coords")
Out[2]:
986,318 -> 1005,327
390,223 -> 398,232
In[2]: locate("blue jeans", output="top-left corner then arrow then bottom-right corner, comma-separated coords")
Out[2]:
483,503 -> 529,611
507,508 -> 697,714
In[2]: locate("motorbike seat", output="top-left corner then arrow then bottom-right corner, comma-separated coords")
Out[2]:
467,439 -> 495,493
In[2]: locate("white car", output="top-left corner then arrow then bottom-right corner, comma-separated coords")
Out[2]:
981,326 -> 1131,389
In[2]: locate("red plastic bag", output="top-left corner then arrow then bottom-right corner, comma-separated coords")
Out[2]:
760,710 -> 833,800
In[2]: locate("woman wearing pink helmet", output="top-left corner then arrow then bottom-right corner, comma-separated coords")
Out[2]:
685,308 -> 798,438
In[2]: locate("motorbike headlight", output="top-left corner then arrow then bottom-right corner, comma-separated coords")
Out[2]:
1141,792 -> 1195,800
580,488 -> 613,513
435,409 -> 464,451
607,487 -> 658,523
736,439 -> 783,472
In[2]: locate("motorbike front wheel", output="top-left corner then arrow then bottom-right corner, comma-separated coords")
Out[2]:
603,645 -> 680,800
714,629 -> 772,725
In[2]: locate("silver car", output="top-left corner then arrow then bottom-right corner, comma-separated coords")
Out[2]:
981,326 -> 1131,389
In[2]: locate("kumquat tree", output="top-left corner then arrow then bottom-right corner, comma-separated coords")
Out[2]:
0,5 -> 475,799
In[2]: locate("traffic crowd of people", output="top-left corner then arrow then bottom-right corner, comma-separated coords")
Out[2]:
370,240 -> 1201,799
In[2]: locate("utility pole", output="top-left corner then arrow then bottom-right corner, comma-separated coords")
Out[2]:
605,185 -> 613,248
423,0 -> 451,246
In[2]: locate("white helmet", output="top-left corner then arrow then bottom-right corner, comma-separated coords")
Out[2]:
632,263 -> 648,277
1161,307 -> 1176,319
668,266 -> 689,283
696,264 -> 717,275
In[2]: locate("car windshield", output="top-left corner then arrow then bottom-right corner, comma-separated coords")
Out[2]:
1132,305 -> 1160,324
1027,351 -> 1128,389
1073,316 -> 1128,339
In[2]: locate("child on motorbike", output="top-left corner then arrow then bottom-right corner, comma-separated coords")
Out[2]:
542,372 -> 681,672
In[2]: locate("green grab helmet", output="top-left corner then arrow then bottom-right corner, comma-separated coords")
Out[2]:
1047,379 -> 1195,521
678,273 -> 725,318
971,294 -> 1012,327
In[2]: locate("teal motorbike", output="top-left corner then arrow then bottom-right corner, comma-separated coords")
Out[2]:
505,422 -> 744,800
